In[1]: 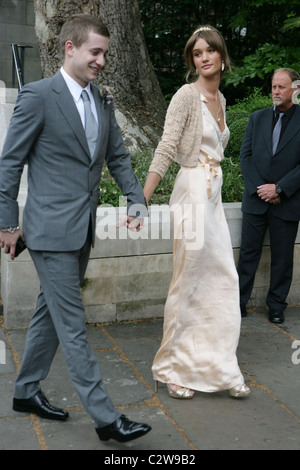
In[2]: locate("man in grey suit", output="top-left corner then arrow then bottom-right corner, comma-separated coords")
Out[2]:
0,14 -> 151,443
238,68 -> 300,324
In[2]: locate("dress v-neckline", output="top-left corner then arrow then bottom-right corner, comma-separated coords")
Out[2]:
202,101 -> 228,135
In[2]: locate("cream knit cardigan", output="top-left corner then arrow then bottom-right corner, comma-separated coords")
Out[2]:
149,83 -> 226,178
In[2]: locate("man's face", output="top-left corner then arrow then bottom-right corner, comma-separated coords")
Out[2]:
272,71 -> 294,111
65,31 -> 109,87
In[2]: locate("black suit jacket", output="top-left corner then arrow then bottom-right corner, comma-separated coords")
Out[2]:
240,105 -> 300,221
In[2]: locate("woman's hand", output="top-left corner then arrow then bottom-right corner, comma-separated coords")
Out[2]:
117,216 -> 144,231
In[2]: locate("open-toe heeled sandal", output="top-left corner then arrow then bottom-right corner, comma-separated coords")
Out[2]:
228,384 -> 250,398
166,384 -> 194,399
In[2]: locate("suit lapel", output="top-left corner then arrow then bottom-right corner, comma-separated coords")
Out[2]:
261,108 -> 274,157
51,72 -> 90,159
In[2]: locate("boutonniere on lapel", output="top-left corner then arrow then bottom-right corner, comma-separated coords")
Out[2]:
99,86 -> 113,105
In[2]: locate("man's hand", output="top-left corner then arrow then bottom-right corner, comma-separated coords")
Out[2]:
257,184 -> 278,203
0,228 -> 24,260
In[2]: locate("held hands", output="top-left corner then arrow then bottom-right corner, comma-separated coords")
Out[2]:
0,228 -> 24,260
257,184 -> 281,205
117,216 -> 144,231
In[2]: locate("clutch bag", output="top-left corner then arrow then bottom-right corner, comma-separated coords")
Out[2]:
15,238 -> 27,257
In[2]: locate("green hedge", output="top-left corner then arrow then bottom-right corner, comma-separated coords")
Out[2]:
222,89 -> 272,202
98,90 -> 272,206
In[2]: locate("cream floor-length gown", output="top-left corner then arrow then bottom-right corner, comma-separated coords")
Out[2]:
152,99 -> 244,392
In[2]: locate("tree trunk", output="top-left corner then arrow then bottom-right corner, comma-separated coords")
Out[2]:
34,0 -> 166,152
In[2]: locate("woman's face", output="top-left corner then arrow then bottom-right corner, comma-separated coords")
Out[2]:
192,38 -> 222,79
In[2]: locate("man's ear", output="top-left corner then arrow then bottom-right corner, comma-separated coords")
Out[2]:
65,40 -> 75,58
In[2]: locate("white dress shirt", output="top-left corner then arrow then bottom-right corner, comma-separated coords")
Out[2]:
60,67 -> 98,127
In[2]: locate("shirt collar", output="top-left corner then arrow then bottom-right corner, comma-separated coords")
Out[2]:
60,67 -> 92,102
273,104 -> 296,119
284,104 -> 296,120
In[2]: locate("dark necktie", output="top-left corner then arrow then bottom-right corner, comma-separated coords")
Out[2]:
272,112 -> 284,155
81,90 -> 98,157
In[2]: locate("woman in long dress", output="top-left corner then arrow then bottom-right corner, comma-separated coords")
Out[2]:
143,25 -> 250,400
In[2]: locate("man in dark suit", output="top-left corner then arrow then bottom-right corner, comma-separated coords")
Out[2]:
237,68 -> 300,324
0,14 -> 151,443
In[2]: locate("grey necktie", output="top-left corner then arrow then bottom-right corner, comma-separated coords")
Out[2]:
81,90 -> 98,157
272,112 -> 284,155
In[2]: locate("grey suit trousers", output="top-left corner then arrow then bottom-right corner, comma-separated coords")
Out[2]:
14,233 -> 120,428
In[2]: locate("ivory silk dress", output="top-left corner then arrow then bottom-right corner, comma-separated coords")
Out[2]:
152,91 -> 244,392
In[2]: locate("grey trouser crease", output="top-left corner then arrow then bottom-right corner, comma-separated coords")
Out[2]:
14,237 -> 120,428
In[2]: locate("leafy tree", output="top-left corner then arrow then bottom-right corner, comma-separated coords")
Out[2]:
139,0 -> 300,103
34,0 -> 167,152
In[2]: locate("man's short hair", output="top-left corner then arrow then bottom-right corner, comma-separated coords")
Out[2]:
272,68 -> 300,83
60,13 -> 109,58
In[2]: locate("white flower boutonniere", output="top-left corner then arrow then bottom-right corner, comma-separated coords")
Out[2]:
99,86 -> 113,105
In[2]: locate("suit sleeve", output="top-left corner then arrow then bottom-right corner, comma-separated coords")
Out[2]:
240,114 -> 267,196
274,103 -> 300,198
0,85 -> 44,226
104,105 -> 147,217
277,163 -> 300,198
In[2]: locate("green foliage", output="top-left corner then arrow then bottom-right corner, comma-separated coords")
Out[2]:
139,0 -> 200,98
98,2 -> 299,207
222,90 -> 272,201
230,90 -> 273,113
282,15 -> 300,31
130,151 -> 180,205
98,153 -> 180,206
98,167 -> 123,207
225,44 -> 300,94
139,0 -> 300,104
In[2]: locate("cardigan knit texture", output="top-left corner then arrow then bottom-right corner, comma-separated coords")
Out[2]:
149,83 -> 226,178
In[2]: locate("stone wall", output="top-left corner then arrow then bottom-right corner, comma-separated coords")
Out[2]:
1,169 -> 300,329
0,0 -> 42,88
1,89 -> 299,329
0,87 -> 18,150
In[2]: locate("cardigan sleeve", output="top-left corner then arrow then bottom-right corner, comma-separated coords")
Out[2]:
149,85 -> 192,178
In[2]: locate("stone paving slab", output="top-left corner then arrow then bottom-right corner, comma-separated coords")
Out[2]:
0,307 -> 299,451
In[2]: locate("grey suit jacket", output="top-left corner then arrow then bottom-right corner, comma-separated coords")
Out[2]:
240,105 -> 300,221
0,72 -> 146,250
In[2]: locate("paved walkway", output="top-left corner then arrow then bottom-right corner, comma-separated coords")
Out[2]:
0,306 -> 300,451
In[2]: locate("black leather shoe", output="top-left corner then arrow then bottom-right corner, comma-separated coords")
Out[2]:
241,305 -> 247,317
13,390 -> 69,421
96,415 -> 151,442
268,310 -> 285,324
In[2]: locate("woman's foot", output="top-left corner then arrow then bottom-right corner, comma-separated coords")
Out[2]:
228,384 -> 250,398
167,384 -> 194,399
